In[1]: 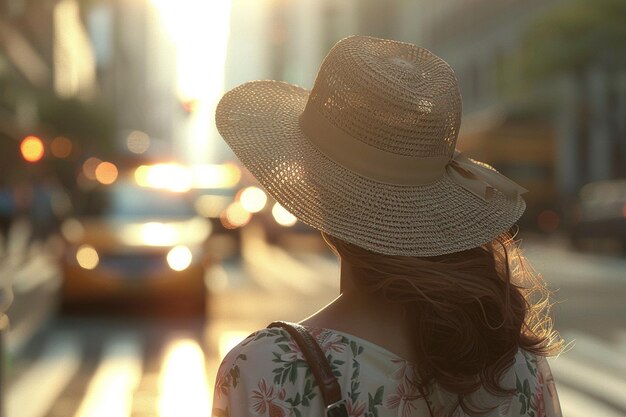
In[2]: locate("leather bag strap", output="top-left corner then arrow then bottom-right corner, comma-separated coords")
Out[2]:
268,321 -> 347,416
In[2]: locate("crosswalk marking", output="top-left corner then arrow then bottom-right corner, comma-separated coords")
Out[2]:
6,326 -> 626,417
158,338 -> 211,417
73,333 -> 143,417
7,334 -> 82,417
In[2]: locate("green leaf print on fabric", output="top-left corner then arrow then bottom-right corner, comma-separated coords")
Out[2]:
229,365 -> 241,389
522,350 -> 538,378
350,359 -> 362,403
285,378 -> 317,410
516,371 -> 545,417
367,386 -> 385,417
271,357 -> 308,385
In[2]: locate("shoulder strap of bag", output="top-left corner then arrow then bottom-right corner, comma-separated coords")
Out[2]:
268,321 -> 348,417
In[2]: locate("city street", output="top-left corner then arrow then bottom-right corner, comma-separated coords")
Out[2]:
1,224 -> 625,417
2,0 -> 625,416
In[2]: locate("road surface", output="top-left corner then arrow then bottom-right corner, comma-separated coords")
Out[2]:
2,227 -> 625,417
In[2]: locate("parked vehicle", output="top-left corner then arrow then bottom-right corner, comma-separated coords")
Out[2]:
569,180 -> 626,254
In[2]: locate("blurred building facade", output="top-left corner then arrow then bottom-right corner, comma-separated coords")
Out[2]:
2,0 -> 624,232
86,0 -> 178,158
0,0 -> 56,152
259,0 -> 626,231
394,0 -> 626,228
395,0 -> 566,226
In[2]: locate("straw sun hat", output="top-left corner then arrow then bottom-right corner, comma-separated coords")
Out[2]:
216,35 -> 527,256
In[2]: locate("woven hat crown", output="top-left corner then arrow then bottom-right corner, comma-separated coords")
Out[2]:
308,36 -> 462,158
215,35 -> 526,256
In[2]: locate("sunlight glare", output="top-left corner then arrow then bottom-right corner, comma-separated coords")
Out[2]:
151,0 -> 231,102
134,163 -> 193,192
151,0 -> 232,164
73,335 -> 142,417
192,164 -> 241,189
158,339 -> 211,417
141,222 -> 178,247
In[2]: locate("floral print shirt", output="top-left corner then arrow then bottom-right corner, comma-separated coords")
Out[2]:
212,327 -> 562,417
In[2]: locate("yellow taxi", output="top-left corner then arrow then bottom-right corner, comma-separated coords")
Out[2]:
60,178 -> 212,316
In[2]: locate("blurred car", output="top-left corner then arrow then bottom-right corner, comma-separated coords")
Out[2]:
59,179 -> 212,316
569,180 -> 626,254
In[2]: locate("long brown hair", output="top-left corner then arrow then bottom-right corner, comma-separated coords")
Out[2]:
322,230 -> 563,415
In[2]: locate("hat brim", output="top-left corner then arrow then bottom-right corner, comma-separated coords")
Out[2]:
216,80 -> 525,256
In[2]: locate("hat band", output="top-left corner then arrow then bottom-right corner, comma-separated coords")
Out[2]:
299,101 -> 528,201
299,102 -> 449,186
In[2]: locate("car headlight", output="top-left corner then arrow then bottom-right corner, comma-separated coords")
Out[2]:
166,245 -> 193,271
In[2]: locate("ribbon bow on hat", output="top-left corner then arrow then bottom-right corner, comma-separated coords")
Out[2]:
446,150 -> 528,202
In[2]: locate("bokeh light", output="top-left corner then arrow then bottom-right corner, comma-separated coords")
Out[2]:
134,165 -> 150,187
194,195 -> 231,218
191,163 -> 241,189
82,157 -> 102,180
272,202 -> 297,227
140,222 -> 178,247
134,163 -> 192,192
50,136 -> 73,158
94,161 -> 118,185
221,201 -> 251,229
239,186 -> 267,213
61,218 -> 85,243
76,245 -> 99,270
20,136 -> 45,162
166,245 -> 193,271
126,130 -> 151,154
538,210 -> 560,233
